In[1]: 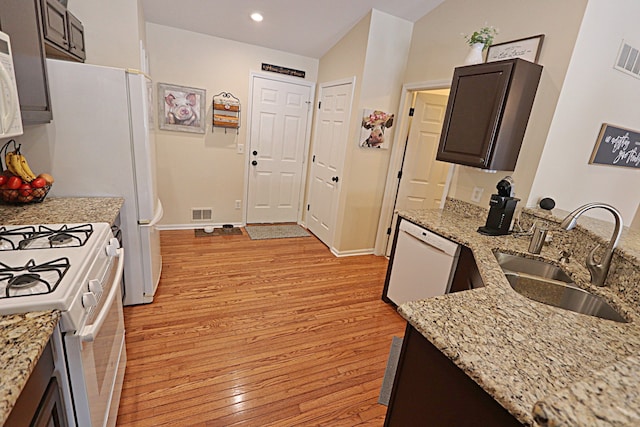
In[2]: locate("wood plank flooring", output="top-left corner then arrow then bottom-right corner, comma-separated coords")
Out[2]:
116,229 -> 406,426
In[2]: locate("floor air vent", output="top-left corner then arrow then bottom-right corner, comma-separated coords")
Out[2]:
615,40 -> 640,79
192,208 -> 213,221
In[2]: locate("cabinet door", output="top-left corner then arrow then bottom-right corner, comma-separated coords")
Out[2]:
0,0 -> 53,124
436,59 -> 542,171
384,324 -> 522,426
436,61 -> 512,169
31,377 -> 68,427
40,0 -> 69,50
67,11 -> 85,60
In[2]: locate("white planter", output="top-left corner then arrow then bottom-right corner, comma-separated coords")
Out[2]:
464,42 -> 485,65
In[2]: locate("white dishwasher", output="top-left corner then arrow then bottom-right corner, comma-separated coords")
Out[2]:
386,219 -> 461,306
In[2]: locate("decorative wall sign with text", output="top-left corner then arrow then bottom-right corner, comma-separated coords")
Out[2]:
589,123 -> 640,169
261,63 -> 306,78
486,34 -> 545,63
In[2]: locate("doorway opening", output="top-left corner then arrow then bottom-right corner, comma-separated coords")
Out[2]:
375,81 -> 453,256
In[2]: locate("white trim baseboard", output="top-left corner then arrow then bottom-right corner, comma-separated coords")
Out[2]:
156,222 -> 244,231
330,247 -> 376,257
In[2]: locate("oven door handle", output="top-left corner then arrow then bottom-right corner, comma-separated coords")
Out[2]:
79,248 -> 124,342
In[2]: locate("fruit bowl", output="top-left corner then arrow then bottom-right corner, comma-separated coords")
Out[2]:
0,184 -> 51,204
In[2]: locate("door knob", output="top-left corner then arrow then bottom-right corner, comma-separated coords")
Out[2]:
252,160 -> 258,166
331,176 -> 339,182
253,150 -> 258,156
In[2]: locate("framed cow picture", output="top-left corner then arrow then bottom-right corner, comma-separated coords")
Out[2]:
359,109 -> 395,149
158,83 -> 206,134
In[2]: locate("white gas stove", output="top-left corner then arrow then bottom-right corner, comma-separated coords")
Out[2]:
0,222 -> 127,427
0,223 -> 119,331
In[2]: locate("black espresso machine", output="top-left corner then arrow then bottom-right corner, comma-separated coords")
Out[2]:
478,177 -> 519,236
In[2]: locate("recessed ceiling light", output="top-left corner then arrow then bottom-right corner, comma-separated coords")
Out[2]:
250,12 -> 263,22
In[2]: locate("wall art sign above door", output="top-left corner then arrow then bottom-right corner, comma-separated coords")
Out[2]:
486,34 -> 544,63
589,123 -> 640,169
261,63 -> 306,78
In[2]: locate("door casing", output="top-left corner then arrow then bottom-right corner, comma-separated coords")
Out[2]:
375,79 -> 455,256
243,71 -> 315,225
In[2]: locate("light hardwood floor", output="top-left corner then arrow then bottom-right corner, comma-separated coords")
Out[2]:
116,229 -> 406,426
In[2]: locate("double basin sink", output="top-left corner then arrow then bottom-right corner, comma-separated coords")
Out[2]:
494,251 -> 628,323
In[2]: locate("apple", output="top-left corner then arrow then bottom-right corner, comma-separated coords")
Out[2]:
0,175 -> 6,186
31,177 -> 46,188
7,176 -> 21,190
2,189 -> 18,202
37,173 -> 55,185
19,183 -> 32,197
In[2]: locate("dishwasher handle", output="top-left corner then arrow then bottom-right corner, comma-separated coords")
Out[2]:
399,220 -> 460,257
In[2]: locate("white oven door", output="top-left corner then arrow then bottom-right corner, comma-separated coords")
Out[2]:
65,248 -> 127,427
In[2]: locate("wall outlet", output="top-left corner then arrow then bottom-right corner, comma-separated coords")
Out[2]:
237,144 -> 244,154
235,200 -> 241,209
471,187 -> 484,203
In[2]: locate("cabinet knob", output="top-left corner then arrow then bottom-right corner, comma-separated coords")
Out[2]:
253,151 -> 258,156
251,160 -> 258,166
331,176 -> 339,182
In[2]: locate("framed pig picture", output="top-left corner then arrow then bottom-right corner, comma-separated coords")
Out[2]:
158,83 -> 206,134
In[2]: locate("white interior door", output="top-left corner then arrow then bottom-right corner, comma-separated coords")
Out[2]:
247,76 -> 312,223
387,91 -> 450,254
396,92 -> 450,210
307,80 -> 353,247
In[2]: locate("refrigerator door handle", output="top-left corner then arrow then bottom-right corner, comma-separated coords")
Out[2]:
139,199 -> 164,227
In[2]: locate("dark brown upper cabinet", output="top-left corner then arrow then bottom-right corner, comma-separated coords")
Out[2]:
436,58 -> 543,171
40,0 -> 85,62
0,0 -> 53,124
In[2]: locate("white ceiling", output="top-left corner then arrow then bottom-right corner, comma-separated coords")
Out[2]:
141,0 -> 445,58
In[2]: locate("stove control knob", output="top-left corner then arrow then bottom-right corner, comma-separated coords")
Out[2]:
105,238 -> 120,257
82,292 -> 98,309
88,279 -> 103,294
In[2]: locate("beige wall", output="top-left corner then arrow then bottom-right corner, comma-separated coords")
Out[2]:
311,10 -> 413,253
403,0 -> 588,209
146,23 -> 319,226
528,0 -> 640,224
69,0 -> 145,70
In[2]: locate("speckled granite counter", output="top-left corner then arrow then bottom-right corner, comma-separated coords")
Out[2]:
0,197 -> 124,425
0,197 -> 123,225
397,201 -> 640,426
0,311 -> 60,425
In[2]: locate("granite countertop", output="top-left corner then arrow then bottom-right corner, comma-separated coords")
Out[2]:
0,197 -> 124,424
0,196 -> 124,225
0,311 -> 60,425
397,201 -> 640,426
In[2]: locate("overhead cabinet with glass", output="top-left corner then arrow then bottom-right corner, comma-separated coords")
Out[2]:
436,58 -> 543,171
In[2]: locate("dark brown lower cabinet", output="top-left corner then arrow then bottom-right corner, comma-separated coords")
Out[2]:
5,341 -> 68,427
384,323 -> 523,427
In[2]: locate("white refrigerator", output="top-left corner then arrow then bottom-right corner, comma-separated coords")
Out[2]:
24,59 -> 163,306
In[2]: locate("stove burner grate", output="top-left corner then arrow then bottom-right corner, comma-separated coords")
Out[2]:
2,223 -> 95,250
0,258 -> 71,298
0,226 -> 37,251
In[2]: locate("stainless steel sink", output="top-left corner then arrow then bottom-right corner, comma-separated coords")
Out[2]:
494,251 -> 628,323
494,251 -> 573,283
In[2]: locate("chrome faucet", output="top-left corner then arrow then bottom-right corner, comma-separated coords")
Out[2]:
560,203 -> 623,287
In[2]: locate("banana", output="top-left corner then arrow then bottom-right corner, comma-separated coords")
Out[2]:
18,154 -> 37,181
8,151 -> 32,182
5,151 -> 17,176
